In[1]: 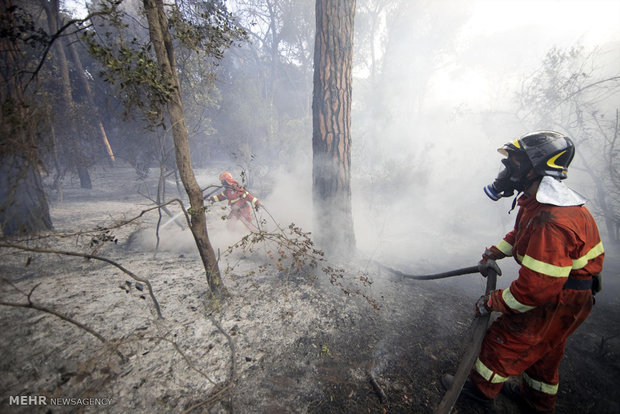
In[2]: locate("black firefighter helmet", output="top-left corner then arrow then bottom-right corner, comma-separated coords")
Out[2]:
498,130 -> 575,180
484,130 -> 576,201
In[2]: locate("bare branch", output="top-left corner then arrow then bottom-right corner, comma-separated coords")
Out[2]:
26,4 -> 123,88
0,299 -> 124,360
558,76 -> 620,105
12,198 -> 191,242
180,312 -> 236,414
0,243 -> 163,319
148,336 -> 217,385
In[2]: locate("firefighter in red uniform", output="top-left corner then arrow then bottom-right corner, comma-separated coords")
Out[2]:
206,172 -> 261,230
443,131 -> 604,413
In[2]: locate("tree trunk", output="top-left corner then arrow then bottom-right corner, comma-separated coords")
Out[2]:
0,0 -> 53,236
142,0 -> 226,298
67,35 -> 115,164
44,103 -> 64,201
0,156 -> 53,236
312,0 -> 356,256
43,0 -> 92,189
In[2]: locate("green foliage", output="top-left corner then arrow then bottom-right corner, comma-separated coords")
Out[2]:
83,0 -> 246,130
168,2 -> 247,59
85,32 -> 174,127
1,4 -> 49,50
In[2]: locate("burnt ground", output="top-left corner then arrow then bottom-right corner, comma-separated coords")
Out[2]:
0,167 -> 619,414
229,256 -> 620,414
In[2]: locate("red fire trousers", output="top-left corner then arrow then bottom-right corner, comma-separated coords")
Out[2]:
471,288 -> 593,413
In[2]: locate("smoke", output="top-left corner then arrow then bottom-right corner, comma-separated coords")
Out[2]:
258,163 -> 314,234
128,226 -> 198,255
134,0 -> 618,293
345,0 -> 620,284
127,204 -> 260,258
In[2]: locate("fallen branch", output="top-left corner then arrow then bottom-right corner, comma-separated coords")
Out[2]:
181,382 -> 234,414
208,314 -> 236,385
368,370 -> 387,404
148,336 -> 217,386
180,312 -> 237,414
11,198 -> 191,243
0,243 -> 163,319
0,282 -> 124,361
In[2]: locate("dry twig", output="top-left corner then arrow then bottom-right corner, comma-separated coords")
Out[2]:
0,242 -> 163,318
0,281 -> 124,361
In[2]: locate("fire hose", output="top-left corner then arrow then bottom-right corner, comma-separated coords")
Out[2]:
435,263 -> 498,414
379,260 -> 500,413
381,261 -> 502,280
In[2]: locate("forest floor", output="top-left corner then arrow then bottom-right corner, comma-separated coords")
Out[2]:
0,166 -> 619,414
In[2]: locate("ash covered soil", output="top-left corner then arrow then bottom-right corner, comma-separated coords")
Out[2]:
1,166 -> 619,414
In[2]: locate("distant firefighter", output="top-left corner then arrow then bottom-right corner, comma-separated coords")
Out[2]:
205,172 -> 261,230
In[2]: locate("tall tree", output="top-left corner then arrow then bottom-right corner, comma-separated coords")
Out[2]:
42,0 -> 92,189
312,0 -> 356,255
142,0 -> 226,297
0,0 -> 53,236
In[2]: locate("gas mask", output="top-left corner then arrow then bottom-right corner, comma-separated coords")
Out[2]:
484,156 -> 533,201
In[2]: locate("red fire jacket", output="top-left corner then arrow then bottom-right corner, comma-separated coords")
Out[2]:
493,195 -> 604,313
207,185 -> 260,221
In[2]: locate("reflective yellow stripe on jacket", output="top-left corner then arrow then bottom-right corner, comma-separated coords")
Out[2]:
572,241 -> 604,269
505,241 -> 604,314
517,241 -> 604,276
521,255 -> 572,278
497,239 -> 513,256
502,289 -> 536,313
505,253 -> 577,313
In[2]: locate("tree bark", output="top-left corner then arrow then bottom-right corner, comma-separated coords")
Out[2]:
142,0 -> 226,298
0,0 -> 53,236
312,0 -> 356,256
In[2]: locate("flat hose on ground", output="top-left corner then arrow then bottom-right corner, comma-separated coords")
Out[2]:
435,267 -> 498,414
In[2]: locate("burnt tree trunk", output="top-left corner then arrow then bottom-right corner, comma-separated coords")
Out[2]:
0,0 -> 53,236
142,0 -> 226,298
312,0 -> 356,256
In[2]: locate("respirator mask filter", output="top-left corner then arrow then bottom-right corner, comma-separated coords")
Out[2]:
484,157 -> 531,201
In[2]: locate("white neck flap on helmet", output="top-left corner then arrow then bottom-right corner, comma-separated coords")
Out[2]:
536,176 -> 586,207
